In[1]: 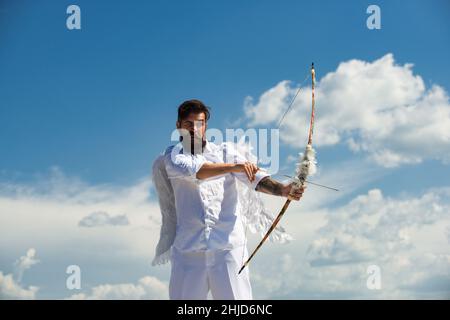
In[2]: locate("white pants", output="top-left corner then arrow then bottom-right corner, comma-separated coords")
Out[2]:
169,246 -> 252,300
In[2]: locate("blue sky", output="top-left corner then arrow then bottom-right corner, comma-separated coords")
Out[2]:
1,0 -> 449,184
0,0 -> 449,299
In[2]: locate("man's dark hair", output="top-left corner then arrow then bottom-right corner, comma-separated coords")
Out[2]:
177,99 -> 210,122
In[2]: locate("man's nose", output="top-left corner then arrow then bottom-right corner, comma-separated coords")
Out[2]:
192,125 -> 203,135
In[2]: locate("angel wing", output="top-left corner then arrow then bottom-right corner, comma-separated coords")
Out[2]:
223,141 -> 293,243
151,152 -> 177,266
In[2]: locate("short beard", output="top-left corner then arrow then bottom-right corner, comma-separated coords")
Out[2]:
179,134 -> 206,155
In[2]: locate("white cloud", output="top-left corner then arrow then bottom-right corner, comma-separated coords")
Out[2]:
0,167 -> 162,258
0,167 -> 169,299
244,53 -> 450,167
250,187 -> 450,299
78,211 -> 129,228
0,249 -> 40,299
446,226 -> 450,244
307,186 -> 450,270
14,248 -> 39,282
245,81 -> 295,126
0,272 -> 38,300
1,165 -> 449,299
258,157 -> 384,221
68,276 -> 168,300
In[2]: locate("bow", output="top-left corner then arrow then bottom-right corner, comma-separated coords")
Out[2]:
238,63 -> 317,274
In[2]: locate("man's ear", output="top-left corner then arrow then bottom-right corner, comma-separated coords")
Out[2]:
176,121 -> 181,129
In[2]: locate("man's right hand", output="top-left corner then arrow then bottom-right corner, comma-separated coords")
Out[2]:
232,162 -> 259,182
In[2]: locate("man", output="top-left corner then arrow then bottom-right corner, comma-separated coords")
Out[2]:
152,99 -> 305,300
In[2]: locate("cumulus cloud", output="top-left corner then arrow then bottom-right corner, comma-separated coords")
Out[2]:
1,162 -> 449,299
78,211 -> 129,228
307,188 -> 450,267
244,53 -> 450,167
250,187 -> 450,299
68,276 -> 168,300
0,167 -> 168,299
0,272 -> 38,299
0,249 -> 40,299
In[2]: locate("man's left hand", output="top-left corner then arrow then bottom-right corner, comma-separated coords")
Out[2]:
282,183 -> 306,201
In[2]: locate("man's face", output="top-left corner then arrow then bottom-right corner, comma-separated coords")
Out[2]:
176,112 -> 207,140
176,112 -> 207,154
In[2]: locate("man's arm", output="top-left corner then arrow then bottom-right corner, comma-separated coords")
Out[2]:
256,176 -> 306,201
196,162 -> 258,181
255,176 -> 283,195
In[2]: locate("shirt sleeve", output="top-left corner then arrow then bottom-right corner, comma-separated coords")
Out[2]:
165,146 -> 206,180
233,170 -> 270,190
223,142 -> 270,190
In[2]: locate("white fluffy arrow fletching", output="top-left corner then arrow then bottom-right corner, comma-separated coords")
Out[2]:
293,144 -> 317,188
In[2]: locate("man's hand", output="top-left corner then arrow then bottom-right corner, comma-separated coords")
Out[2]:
281,183 -> 307,201
232,162 -> 259,182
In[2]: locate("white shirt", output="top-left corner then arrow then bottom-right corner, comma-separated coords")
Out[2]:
163,141 -> 269,252
151,141 -> 292,266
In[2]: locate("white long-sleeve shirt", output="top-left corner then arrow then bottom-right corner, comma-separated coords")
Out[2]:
152,141 -> 291,265
166,141 -> 269,251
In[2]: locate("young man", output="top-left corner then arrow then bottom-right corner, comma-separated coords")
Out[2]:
152,99 -> 305,300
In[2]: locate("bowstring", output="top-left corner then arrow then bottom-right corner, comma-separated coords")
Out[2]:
276,73 -> 310,129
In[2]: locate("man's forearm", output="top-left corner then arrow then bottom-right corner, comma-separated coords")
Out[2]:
196,163 -> 236,180
255,176 -> 284,196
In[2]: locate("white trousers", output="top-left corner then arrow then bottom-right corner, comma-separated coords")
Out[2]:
169,246 -> 252,300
